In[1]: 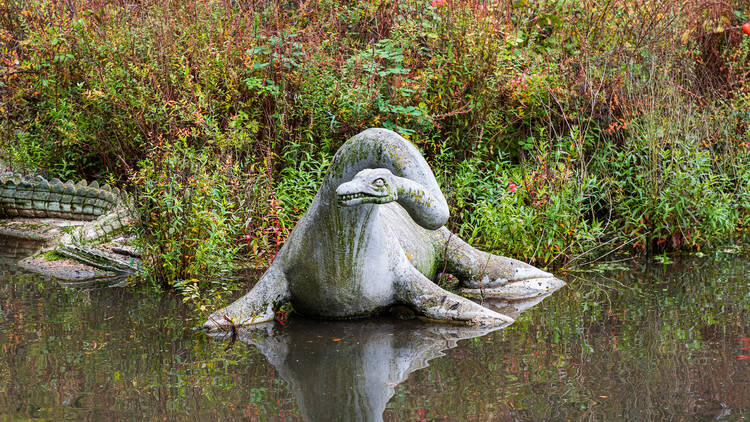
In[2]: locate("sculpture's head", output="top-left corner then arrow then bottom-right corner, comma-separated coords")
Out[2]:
336,168 -> 398,206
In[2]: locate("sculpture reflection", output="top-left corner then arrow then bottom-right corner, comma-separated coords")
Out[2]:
0,234 -> 41,274
211,292 -> 560,422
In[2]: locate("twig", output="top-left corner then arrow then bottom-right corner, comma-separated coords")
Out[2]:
431,102 -> 473,121
0,69 -> 39,78
569,232 -> 649,269
477,253 -> 492,305
531,226 -> 545,263
564,235 -> 621,266
222,315 -> 238,351
437,232 -> 453,286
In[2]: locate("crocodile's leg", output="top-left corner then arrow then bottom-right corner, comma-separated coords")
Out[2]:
394,260 -> 514,327
436,228 -> 564,300
203,264 -> 291,331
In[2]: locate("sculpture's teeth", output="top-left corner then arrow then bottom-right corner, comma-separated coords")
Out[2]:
340,192 -> 369,201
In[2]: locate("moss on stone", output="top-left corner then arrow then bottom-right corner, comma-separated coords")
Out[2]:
60,225 -> 77,234
41,250 -> 67,261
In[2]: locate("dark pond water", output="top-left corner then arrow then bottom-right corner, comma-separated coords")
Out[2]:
1,235 -> 748,421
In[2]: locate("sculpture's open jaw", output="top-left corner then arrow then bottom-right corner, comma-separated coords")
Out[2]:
337,191 -> 389,206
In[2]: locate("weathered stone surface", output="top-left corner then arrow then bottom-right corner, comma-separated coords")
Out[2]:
59,199 -> 72,213
70,192 -> 84,210
205,128 -> 564,331
15,185 -> 33,202
0,173 -> 139,277
32,180 -> 51,217
46,201 -> 61,213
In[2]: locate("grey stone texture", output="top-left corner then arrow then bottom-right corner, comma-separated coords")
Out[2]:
205,128 -> 564,330
0,173 -> 119,220
0,172 -> 139,276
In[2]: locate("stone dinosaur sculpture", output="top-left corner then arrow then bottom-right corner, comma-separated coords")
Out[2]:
204,128 -> 564,330
0,173 -> 138,276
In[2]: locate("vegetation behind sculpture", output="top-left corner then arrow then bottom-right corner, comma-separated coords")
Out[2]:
1,0 -> 748,305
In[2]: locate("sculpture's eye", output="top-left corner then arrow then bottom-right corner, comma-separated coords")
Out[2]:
373,178 -> 385,188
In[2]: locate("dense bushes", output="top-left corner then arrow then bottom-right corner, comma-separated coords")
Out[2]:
131,141 -> 251,305
1,0 -> 748,292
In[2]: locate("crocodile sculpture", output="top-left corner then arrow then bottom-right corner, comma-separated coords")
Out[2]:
0,173 -> 138,276
204,128 -> 564,330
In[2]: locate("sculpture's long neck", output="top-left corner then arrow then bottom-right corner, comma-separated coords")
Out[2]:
320,128 -> 449,230
391,176 -> 446,230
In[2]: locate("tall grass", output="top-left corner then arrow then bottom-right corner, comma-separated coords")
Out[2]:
0,0 -> 747,296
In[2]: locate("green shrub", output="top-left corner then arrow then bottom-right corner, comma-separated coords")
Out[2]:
275,147 -> 332,229
442,147 -> 606,268
131,140 -> 257,309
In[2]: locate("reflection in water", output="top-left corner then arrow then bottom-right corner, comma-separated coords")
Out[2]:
55,275 -> 131,290
480,293 -> 553,319
0,253 -> 747,420
208,289 -> 563,422
0,235 -> 42,274
212,318 -> 508,422
0,234 -> 130,289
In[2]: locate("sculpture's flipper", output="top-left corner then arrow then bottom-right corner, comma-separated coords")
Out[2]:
460,277 -> 566,301
203,264 -> 291,331
395,262 -> 514,327
436,228 -> 564,300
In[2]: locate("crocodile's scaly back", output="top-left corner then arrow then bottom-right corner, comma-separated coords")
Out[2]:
0,173 -> 119,220
0,172 -> 138,275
